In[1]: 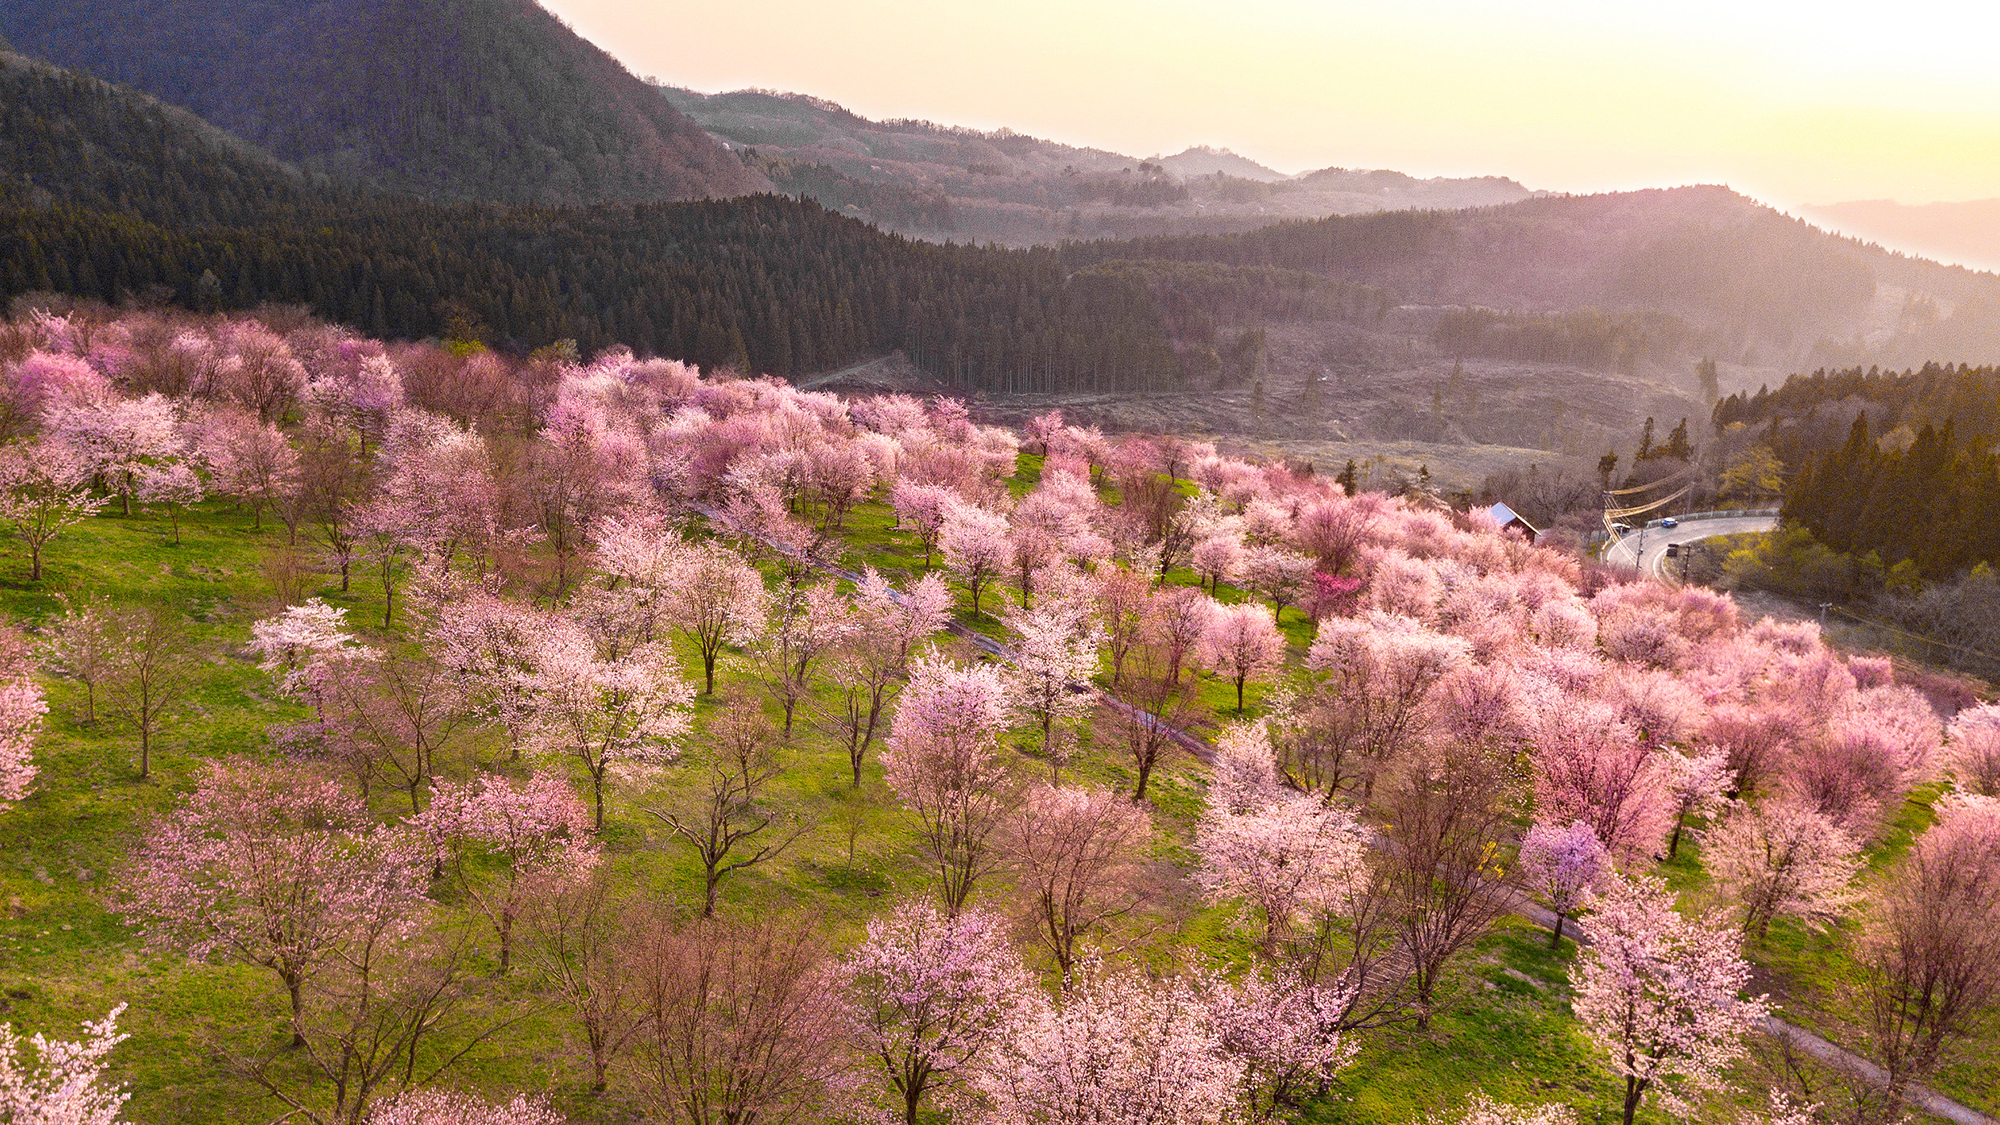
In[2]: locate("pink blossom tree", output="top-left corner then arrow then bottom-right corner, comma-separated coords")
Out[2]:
1200,602 -> 1288,713
1572,874 -> 1769,1125
0,1004 -> 129,1125
884,653 -> 1016,911
417,770 -> 600,972
1305,611 -> 1472,799
1516,820 -> 1609,949
939,500 -> 1012,618
0,629 -> 45,809
119,759 -> 430,1046
135,462 -> 204,546
193,407 -> 299,531
1526,698 -> 1672,863
665,540 -> 767,695
1703,799 -> 1862,940
973,959 -> 1243,1125
1663,749 -> 1733,858
365,1090 -> 567,1125
842,900 -> 1027,1125
1942,704 -> 2000,796
1003,603 -> 1103,778
0,438 -> 105,580
521,627 -> 695,830
1004,784 -> 1152,974
1208,967 -> 1358,1121
818,569 -> 953,787
1197,782 -> 1368,951
890,479 -> 956,571
1241,546 -> 1314,624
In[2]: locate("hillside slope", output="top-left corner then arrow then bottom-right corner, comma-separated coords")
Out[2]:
0,0 -> 765,204
661,85 -> 1534,245
0,49 -> 316,227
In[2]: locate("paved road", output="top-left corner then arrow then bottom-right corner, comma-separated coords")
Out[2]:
1603,515 -> 1778,580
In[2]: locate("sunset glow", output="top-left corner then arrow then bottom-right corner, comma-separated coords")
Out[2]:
542,0 -> 2000,208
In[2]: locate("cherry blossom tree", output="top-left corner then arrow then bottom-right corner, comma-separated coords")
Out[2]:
1208,967 -> 1358,1121
247,598 -> 366,719
1447,1096 -> 1577,1125
755,582 -> 853,736
884,654 -> 1016,911
1200,602 -> 1288,713
1663,749 -> 1733,858
417,770 -> 599,972
1241,546 -> 1313,624
1305,611 -> 1472,800
1004,784 -> 1152,974
1091,565 -> 1151,688
817,569 -> 952,787
890,479 -> 956,571
1942,704 -> 2000,796
1572,874 -> 1768,1125
1197,780 -> 1368,951
1858,794 -> 2000,1114
1190,532 -> 1247,594
48,393 -> 180,517
135,462 -> 204,546
1703,799 -> 1862,940
521,627 -> 696,830
842,900 -> 1027,1124
119,759 -> 430,1046
973,958 -> 1243,1125
366,1090 -> 566,1125
0,438 -> 105,580
1004,603 -> 1103,778
665,541 -> 767,695
626,915 -> 849,1125
1526,699 -> 1673,863
0,628 -> 44,810
939,500 -> 1012,618
1516,820 -> 1609,949
194,407 -> 299,530
0,1004 -> 129,1125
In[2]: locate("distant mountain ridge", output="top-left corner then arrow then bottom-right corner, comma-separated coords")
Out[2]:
1804,198 -> 2000,275
0,0 -> 764,205
659,85 -> 1536,245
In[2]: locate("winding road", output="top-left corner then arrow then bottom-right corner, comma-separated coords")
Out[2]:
1603,514 -> 1778,581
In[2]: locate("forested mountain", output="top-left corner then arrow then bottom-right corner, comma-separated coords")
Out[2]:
0,49 -> 319,227
659,85 -> 1535,245
0,0 -> 765,204
1062,186 -> 2000,370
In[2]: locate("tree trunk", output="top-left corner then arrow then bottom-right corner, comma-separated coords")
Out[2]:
1549,911 -> 1564,950
1621,1077 -> 1645,1125
285,972 -> 307,1048
28,543 -> 40,582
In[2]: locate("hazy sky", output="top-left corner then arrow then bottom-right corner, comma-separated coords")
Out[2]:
541,0 -> 2000,210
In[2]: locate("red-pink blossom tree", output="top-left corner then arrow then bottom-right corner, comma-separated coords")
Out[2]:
1572,874 -> 1768,1125
842,900 -> 1027,1124
1663,749 -> 1733,858
1944,704 -> 2000,797
1207,966 -> 1358,1121
1197,777 -> 1368,951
